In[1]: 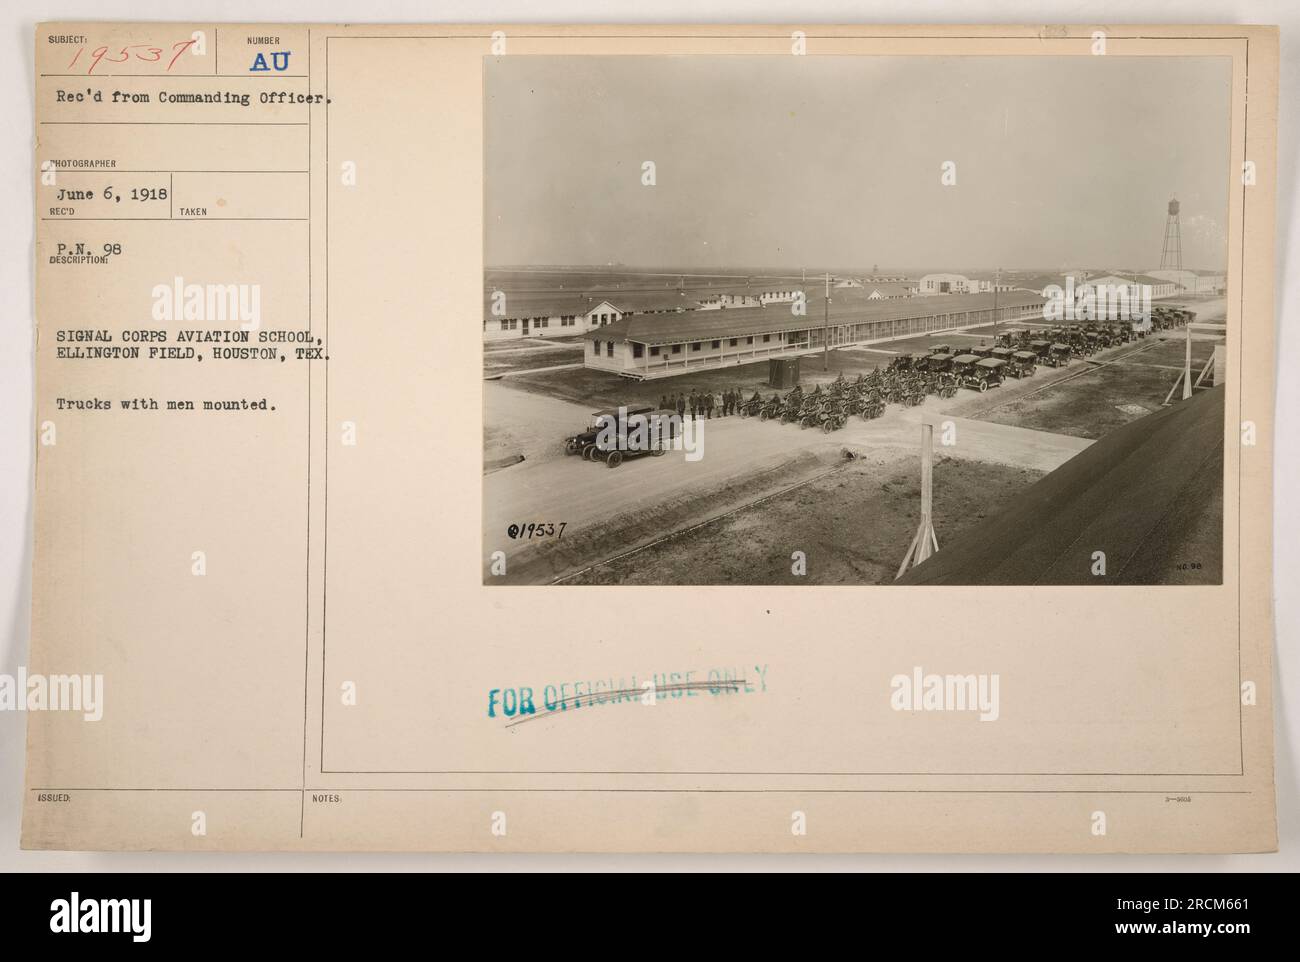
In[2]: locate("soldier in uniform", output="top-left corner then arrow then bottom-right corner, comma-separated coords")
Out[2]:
675,393 -> 686,417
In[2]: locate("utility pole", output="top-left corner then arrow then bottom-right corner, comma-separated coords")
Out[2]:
990,266 -> 1001,338
823,271 -> 831,371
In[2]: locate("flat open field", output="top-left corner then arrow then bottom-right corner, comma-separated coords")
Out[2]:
487,267 -> 815,292
484,335 -> 585,353
567,455 -> 1043,585
483,383 -> 1092,584
483,340 -> 585,376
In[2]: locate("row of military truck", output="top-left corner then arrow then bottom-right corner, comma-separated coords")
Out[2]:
738,306 -> 1196,433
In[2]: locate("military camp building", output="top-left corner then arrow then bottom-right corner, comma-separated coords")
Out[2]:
584,290 -> 1046,380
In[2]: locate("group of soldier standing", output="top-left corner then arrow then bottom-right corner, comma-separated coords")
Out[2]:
658,388 -> 748,419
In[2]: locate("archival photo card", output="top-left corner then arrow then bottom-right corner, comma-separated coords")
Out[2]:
25,24 -> 1277,853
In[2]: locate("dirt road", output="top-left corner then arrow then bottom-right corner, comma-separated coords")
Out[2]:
484,380 -> 595,467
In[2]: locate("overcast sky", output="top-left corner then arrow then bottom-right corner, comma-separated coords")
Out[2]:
485,55 -> 1232,272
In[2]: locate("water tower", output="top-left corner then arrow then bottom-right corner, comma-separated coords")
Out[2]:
1159,197 -> 1183,272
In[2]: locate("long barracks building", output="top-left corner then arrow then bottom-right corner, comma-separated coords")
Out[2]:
584,290 -> 1046,380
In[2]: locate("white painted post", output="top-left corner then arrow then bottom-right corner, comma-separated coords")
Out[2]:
896,422 -> 939,579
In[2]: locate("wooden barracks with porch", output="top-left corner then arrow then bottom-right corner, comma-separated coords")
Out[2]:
584,291 -> 1046,380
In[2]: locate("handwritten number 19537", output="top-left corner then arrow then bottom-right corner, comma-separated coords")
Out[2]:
67,40 -> 198,75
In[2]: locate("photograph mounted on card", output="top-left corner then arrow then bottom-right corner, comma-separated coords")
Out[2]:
25,23 -> 1277,853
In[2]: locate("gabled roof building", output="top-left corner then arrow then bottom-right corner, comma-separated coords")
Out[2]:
584,290 -> 1046,380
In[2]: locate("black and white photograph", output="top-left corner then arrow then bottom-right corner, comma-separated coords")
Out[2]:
483,55 -> 1231,586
